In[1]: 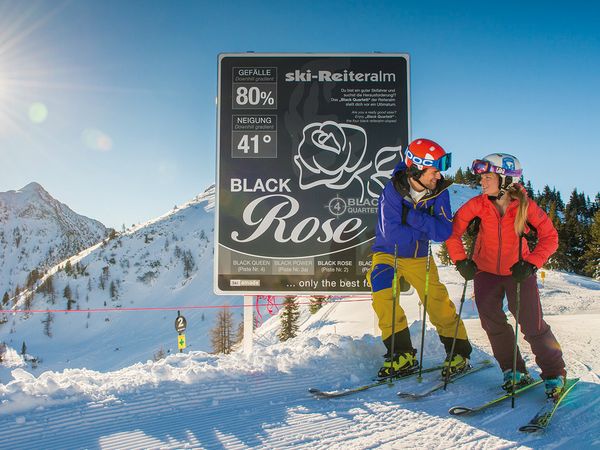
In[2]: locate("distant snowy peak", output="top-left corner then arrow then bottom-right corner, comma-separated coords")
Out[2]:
0,182 -> 109,294
0,181 -> 107,246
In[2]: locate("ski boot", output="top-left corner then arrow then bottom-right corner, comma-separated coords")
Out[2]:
378,350 -> 418,379
501,369 -> 535,392
544,376 -> 566,399
441,354 -> 469,378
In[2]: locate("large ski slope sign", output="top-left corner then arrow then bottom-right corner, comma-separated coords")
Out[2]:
215,53 -> 410,294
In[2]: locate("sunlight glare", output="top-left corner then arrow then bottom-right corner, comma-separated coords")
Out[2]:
28,102 -> 48,123
82,128 -> 113,152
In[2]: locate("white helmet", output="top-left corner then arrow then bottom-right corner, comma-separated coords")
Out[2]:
471,153 -> 523,197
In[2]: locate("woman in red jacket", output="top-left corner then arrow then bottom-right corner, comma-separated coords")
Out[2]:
446,153 -> 566,398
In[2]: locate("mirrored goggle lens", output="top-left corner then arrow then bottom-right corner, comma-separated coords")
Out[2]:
432,153 -> 452,171
471,160 -> 490,174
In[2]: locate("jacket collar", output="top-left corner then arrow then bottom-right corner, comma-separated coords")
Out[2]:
393,169 -> 452,202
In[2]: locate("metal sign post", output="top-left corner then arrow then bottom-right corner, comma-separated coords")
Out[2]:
243,295 -> 253,354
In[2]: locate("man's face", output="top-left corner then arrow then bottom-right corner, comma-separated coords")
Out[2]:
418,167 -> 442,190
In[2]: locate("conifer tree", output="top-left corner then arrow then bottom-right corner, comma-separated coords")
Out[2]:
309,295 -> 327,314
2,292 -> 9,306
183,250 -> 196,278
437,242 -> 452,265
437,218 -> 480,265
64,260 -> 72,276
26,269 -> 40,289
42,312 -> 54,338
453,167 -> 465,184
553,188 -> 591,273
64,284 -> 75,310
110,280 -> 118,301
23,292 -> 33,313
524,180 -> 534,198
38,274 -> 56,301
592,193 -> 600,215
279,296 -> 300,341
583,209 -> 600,279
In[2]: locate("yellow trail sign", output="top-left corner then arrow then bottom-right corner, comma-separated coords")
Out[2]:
178,334 -> 186,350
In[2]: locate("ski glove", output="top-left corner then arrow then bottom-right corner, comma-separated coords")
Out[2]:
510,260 -> 537,282
456,259 -> 477,281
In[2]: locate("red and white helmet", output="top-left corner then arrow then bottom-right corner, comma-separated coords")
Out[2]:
404,138 -> 452,176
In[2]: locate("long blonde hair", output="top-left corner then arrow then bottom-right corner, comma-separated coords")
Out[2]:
507,185 -> 529,236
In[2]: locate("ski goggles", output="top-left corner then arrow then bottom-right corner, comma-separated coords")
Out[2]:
471,159 -> 522,177
406,150 -> 452,171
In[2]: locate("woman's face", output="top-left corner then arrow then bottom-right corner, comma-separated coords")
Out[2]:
480,172 -> 500,196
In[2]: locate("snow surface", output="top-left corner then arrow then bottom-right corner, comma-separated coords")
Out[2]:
0,183 -> 599,449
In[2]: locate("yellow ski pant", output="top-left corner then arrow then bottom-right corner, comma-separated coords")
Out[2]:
367,252 -> 468,342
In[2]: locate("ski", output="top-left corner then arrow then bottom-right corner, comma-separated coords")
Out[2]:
397,360 -> 494,399
449,379 -> 543,416
308,365 -> 443,399
519,378 -> 580,433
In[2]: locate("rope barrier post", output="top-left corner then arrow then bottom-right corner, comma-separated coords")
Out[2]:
243,295 -> 254,354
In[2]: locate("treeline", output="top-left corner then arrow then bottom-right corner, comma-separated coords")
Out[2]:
445,168 -> 600,279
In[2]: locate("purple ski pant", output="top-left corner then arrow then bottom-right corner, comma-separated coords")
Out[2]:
474,271 -> 566,379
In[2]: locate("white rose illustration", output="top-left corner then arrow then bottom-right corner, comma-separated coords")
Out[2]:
367,145 -> 403,198
294,121 -> 372,201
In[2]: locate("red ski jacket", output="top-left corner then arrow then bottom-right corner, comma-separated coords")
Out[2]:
446,191 -> 558,276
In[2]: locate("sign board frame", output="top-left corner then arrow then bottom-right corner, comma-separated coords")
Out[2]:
215,53 -> 410,295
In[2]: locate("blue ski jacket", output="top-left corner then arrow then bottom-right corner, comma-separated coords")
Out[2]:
372,161 -> 454,258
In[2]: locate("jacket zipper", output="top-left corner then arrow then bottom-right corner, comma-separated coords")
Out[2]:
413,202 -> 420,257
497,221 -> 502,274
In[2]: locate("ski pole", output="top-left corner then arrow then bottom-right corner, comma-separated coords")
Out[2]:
511,236 -> 524,408
388,244 -> 399,380
443,217 -> 480,390
417,240 -> 432,381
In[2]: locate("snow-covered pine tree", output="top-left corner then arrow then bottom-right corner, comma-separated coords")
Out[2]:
25,269 -> 40,289
309,295 -> 326,314
64,284 -> 75,310
279,296 -> 300,341
183,250 -> 195,278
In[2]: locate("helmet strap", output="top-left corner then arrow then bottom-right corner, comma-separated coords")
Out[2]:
497,176 -> 513,199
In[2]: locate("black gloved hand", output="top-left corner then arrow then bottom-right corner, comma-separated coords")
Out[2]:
456,259 -> 478,281
510,260 -> 537,282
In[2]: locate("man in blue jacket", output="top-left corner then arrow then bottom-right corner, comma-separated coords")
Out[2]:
367,138 -> 472,378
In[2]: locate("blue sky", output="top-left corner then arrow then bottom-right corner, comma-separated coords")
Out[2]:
0,0 -> 598,228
